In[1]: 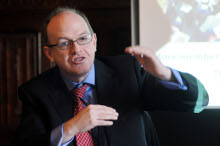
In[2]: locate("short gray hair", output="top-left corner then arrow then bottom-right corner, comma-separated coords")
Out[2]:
42,7 -> 94,46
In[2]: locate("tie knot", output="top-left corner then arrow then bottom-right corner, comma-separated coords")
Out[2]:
73,83 -> 89,98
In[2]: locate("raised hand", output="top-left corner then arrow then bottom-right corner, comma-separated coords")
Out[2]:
125,45 -> 175,82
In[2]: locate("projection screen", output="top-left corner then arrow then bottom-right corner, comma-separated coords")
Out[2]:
131,0 -> 220,107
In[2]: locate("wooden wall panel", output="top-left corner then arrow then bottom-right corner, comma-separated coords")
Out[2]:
6,38 -> 16,127
0,33 -> 41,129
0,38 -> 7,127
17,37 -> 27,87
0,1 -> 131,145
26,37 -> 32,80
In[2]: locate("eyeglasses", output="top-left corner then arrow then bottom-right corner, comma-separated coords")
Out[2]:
47,34 -> 93,50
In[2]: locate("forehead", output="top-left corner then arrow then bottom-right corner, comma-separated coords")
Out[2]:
47,11 -> 90,41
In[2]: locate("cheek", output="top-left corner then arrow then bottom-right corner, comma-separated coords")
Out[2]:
90,46 -> 96,56
52,51 -> 69,64
88,49 -> 96,61
84,46 -> 96,58
87,40 -> 96,57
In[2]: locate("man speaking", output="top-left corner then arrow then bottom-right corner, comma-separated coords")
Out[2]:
15,7 -> 209,146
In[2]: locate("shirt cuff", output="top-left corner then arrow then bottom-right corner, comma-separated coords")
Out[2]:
159,68 -> 188,90
50,124 -> 74,146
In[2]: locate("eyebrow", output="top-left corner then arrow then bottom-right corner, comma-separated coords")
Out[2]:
57,32 -> 90,41
78,31 -> 90,36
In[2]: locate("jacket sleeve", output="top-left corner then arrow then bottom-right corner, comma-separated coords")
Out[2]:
132,57 -> 209,113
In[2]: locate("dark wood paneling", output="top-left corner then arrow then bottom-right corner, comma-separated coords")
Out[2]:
6,38 -> 17,127
0,38 -> 7,127
0,1 -> 131,145
0,33 -> 41,146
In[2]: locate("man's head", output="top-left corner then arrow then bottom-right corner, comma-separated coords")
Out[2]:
43,7 -> 97,82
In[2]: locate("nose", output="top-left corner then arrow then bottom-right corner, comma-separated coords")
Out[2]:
69,41 -> 81,54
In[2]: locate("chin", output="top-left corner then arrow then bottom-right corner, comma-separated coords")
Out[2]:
69,68 -> 90,76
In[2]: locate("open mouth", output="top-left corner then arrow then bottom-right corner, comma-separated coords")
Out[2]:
72,57 -> 85,63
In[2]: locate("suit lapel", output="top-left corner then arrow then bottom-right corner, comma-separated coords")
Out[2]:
95,58 -> 118,106
47,67 -> 74,123
95,58 -> 121,146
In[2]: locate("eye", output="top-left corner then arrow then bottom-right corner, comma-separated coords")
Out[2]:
58,41 -> 70,47
78,36 -> 89,41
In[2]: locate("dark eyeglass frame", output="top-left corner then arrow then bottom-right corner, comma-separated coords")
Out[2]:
47,34 -> 93,50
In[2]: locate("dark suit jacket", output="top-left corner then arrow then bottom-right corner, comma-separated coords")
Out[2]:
15,55 -> 208,146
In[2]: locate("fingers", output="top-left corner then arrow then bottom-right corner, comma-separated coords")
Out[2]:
86,105 -> 119,121
125,46 -> 160,63
86,105 -> 118,128
125,46 -> 147,66
125,45 -> 155,56
71,104 -> 119,133
125,46 -> 148,63
90,104 -> 117,113
125,46 -> 145,56
125,45 -> 141,53
97,112 -> 118,120
95,120 -> 113,126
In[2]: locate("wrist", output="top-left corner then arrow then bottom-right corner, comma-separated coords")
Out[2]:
158,66 -> 173,81
62,118 -> 78,143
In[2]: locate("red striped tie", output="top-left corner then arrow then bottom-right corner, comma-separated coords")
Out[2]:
73,83 -> 95,146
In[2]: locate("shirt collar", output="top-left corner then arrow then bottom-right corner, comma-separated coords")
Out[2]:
60,64 -> 95,91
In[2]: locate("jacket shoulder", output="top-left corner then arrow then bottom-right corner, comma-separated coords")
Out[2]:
95,55 -> 141,68
19,67 -> 59,90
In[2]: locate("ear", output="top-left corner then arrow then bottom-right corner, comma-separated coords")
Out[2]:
92,33 -> 97,51
43,46 -> 55,62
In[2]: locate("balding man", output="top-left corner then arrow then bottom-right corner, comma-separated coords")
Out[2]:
15,7 -> 208,146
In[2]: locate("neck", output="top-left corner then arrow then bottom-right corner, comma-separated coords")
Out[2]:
68,73 -> 89,83
60,70 -> 89,83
